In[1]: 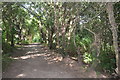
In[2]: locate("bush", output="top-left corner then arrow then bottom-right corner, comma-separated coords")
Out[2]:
65,39 -> 77,57
98,44 -> 116,73
2,54 -> 13,71
32,33 -> 40,43
83,52 -> 94,64
2,42 -> 13,54
98,52 -> 116,73
21,40 -> 29,44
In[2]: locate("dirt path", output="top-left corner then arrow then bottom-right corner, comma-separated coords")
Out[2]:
2,44 -> 108,78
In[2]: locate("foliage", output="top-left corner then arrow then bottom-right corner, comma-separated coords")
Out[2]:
2,42 -> 13,54
2,2 -> 120,75
32,33 -> 40,43
83,52 -> 94,64
65,38 -> 77,56
2,54 -> 13,70
98,43 -> 116,73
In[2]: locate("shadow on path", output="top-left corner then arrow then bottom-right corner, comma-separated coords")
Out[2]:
2,44 -> 107,78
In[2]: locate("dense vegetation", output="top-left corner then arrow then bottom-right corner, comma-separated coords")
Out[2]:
2,2 -> 120,76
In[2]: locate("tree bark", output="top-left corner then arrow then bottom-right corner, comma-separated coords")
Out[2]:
106,3 -> 119,76
84,27 -> 101,70
38,22 -> 46,43
48,27 -> 54,49
11,26 -> 14,47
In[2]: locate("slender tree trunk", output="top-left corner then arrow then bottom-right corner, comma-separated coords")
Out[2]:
48,27 -> 54,49
106,3 -> 119,76
73,27 -> 82,64
90,34 -> 101,70
84,27 -> 101,70
11,26 -> 14,47
39,22 -> 46,43
54,5 -> 60,49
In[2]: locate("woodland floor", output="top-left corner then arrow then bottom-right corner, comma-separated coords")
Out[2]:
2,44 -> 108,78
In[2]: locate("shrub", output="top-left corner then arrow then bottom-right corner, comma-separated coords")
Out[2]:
2,54 -> 13,71
98,43 -> 116,73
2,42 -> 13,54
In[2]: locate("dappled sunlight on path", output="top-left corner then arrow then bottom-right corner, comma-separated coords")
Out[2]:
11,45 -> 63,64
3,44 -> 108,78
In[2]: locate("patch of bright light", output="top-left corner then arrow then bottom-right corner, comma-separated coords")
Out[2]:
16,73 -> 26,78
15,35 -> 19,38
33,69 -> 37,71
26,51 -> 39,54
12,53 -> 45,60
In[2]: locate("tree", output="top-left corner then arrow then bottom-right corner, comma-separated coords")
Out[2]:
106,2 -> 119,76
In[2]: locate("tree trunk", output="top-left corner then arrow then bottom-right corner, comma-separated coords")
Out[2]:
73,27 -> 82,64
48,27 -> 54,49
11,26 -> 14,47
38,22 -> 46,43
54,5 -> 60,49
85,28 -> 101,70
106,3 -> 119,76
